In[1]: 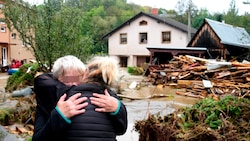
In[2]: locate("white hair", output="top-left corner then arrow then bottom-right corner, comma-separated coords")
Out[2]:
52,55 -> 86,79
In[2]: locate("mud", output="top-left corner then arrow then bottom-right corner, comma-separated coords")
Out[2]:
116,69 -> 199,140
0,70 -> 199,141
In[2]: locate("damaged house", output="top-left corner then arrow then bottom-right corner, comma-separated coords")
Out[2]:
188,18 -> 250,61
148,18 -> 250,65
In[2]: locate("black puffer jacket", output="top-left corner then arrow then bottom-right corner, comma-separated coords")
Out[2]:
33,73 -> 71,141
66,83 -> 128,141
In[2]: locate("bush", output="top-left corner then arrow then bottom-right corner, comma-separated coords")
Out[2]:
135,95 -> 250,141
127,66 -> 144,75
5,63 -> 39,92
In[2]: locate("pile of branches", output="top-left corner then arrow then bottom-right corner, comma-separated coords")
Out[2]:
134,95 -> 250,141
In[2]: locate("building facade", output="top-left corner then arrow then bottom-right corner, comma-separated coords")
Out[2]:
0,0 -> 35,70
103,11 -> 197,67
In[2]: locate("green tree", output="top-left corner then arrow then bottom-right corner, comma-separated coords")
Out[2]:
240,13 -> 250,33
223,0 -> 240,25
174,0 -> 198,26
3,0 -> 91,71
192,8 -> 213,29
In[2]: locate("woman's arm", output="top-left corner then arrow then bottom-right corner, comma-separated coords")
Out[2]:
90,89 -> 128,135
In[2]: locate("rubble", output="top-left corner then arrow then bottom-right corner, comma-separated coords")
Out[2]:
146,55 -> 250,100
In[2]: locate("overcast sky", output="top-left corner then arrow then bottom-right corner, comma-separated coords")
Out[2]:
127,0 -> 250,15
27,0 -> 250,15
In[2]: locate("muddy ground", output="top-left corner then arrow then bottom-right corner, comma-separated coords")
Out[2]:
0,69 -> 199,141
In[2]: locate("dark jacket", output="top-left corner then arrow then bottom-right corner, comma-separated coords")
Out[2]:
66,83 -> 128,141
32,73 -> 70,141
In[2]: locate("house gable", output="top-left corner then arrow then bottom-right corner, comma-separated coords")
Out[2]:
103,12 -> 197,39
189,23 -> 224,49
108,15 -> 191,55
188,18 -> 250,60
104,11 -> 197,67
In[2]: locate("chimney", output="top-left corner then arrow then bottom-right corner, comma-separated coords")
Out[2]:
151,8 -> 158,15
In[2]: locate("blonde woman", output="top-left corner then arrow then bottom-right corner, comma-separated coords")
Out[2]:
66,56 -> 128,141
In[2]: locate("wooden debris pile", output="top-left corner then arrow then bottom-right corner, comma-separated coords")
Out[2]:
146,55 -> 250,99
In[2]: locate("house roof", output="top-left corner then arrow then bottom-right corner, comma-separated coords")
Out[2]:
103,11 -> 197,38
146,46 -> 207,51
146,46 -> 207,57
205,18 -> 250,49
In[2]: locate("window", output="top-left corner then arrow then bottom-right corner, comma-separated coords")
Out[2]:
139,33 -> 147,44
162,31 -> 171,43
139,20 -> 147,26
0,26 -> 6,32
120,33 -> 127,44
11,33 -> 17,39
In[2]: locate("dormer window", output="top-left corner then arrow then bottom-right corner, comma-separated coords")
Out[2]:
139,20 -> 147,26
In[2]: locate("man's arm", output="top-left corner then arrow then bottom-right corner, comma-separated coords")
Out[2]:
33,73 -> 89,140
32,73 -> 69,141
32,106 -> 69,141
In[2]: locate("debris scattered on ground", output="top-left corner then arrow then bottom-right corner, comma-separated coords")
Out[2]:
134,95 -> 250,141
145,55 -> 250,100
12,87 -> 33,97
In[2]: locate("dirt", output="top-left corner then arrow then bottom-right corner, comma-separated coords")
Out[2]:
117,68 -> 199,141
0,70 -> 199,141
0,72 -> 8,91
0,73 -> 25,141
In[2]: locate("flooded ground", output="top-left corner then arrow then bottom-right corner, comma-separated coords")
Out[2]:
0,70 -> 199,141
116,69 -> 199,141
117,87 -> 198,141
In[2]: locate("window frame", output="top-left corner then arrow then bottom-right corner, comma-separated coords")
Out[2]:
139,32 -> 148,44
11,33 -> 17,39
120,33 -> 127,44
162,31 -> 171,43
139,20 -> 147,26
0,26 -> 6,32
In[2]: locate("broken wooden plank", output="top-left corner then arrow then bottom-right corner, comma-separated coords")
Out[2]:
176,91 -> 204,99
117,94 -> 171,100
177,80 -> 202,86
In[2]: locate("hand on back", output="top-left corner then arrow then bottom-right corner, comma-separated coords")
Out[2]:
57,93 -> 88,118
90,89 -> 118,113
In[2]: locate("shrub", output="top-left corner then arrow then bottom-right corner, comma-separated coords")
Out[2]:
127,66 -> 144,75
5,63 -> 39,92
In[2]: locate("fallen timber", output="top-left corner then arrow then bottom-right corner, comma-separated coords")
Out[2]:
146,55 -> 250,100
117,93 -> 171,100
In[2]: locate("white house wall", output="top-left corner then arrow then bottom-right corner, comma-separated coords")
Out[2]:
108,15 -> 189,66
